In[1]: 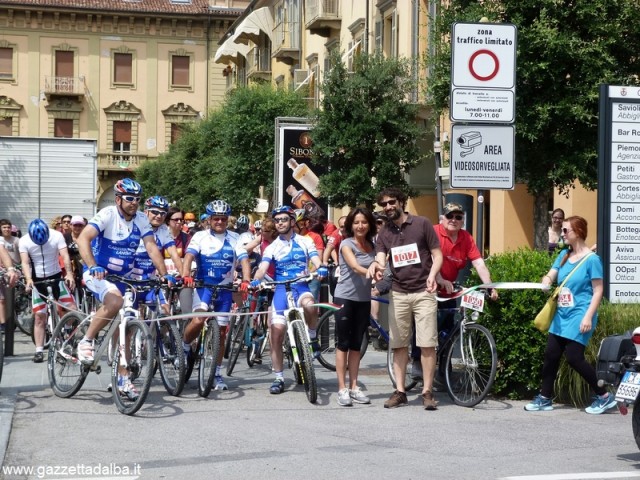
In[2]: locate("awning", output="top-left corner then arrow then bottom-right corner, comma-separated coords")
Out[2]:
233,7 -> 274,45
214,32 -> 250,65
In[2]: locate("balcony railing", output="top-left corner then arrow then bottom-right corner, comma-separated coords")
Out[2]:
44,76 -> 85,97
98,152 -> 148,170
305,0 -> 340,36
247,47 -> 272,80
272,22 -> 301,64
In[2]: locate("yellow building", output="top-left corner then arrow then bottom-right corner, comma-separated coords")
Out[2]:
214,0 -> 597,252
0,0 -> 249,208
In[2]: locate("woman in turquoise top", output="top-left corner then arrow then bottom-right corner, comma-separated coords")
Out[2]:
525,216 -> 614,414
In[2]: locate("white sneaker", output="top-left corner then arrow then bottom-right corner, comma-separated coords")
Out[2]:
117,376 -> 139,401
337,388 -> 352,407
349,387 -> 371,404
76,339 -> 95,365
214,375 -> 228,391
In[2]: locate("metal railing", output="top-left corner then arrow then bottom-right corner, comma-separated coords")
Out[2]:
247,47 -> 272,74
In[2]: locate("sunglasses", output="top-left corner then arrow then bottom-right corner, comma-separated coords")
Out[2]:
274,217 -> 291,224
148,209 -> 167,217
445,213 -> 464,221
121,195 -> 141,203
170,217 -> 183,222
378,199 -> 398,208
211,216 -> 228,223
562,228 -> 573,235
62,220 -> 71,224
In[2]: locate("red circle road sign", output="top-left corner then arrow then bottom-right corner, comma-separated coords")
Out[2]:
468,49 -> 499,81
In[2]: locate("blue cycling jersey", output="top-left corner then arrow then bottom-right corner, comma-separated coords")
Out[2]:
131,223 -> 175,278
260,233 -> 318,281
86,206 -> 153,275
186,229 -> 248,285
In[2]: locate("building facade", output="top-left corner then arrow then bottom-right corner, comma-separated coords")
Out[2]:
0,0 -> 248,209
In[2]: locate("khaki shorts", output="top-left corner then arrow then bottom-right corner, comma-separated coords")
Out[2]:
388,290 -> 438,349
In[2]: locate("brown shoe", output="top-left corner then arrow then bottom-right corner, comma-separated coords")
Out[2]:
422,390 -> 438,410
384,390 -> 408,409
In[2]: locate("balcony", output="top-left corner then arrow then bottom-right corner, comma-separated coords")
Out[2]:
272,23 -> 300,65
247,47 -> 272,82
305,0 -> 340,37
44,76 -> 85,100
98,152 -> 148,171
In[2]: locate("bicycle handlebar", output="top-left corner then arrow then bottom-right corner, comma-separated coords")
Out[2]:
255,272 -> 317,290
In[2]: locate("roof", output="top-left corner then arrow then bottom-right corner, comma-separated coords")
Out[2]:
0,0 -> 245,16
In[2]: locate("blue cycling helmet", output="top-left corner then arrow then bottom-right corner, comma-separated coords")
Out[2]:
28,219 -> 50,246
206,200 -> 231,217
144,195 -> 169,211
271,205 -> 296,219
237,214 -> 250,229
200,213 -> 209,222
114,178 -> 143,196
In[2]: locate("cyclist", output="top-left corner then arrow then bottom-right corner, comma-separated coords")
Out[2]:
131,195 -> 184,315
236,214 -> 250,234
293,209 -> 324,302
181,200 -> 251,391
0,219 -> 19,333
250,206 -> 327,395
76,178 -> 174,399
19,219 -> 76,363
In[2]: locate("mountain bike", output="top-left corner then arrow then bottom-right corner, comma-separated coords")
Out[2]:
184,282 -> 235,398
13,272 -> 34,336
258,274 -> 318,404
246,290 -> 270,368
30,278 -> 71,349
47,275 -> 155,415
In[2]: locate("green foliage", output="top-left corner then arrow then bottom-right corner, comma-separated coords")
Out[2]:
426,0 -> 640,197
136,84 -> 309,213
467,248 -> 552,398
312,52 -> 425,208
555,301 -> 640,407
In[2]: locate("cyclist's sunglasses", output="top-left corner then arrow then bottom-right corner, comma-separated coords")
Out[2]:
120,195 -> 141,203
148,209 -> 167,217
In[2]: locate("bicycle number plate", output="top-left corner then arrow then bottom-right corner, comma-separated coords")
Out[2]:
615,371 -> 640,402
461,290 -> 484,312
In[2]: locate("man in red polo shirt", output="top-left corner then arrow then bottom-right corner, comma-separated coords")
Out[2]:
434,203 -> 498,299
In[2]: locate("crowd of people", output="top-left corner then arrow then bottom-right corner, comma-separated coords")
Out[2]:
0,180 -> 613,415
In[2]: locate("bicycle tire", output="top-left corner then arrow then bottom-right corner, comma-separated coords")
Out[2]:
48,312 -> 89,398
156,319 -> 186,396
223,314 -> 237,360
315,308 -> 369,372
14,292 -> 34,336
387,346 -> 419,392
184,337 -> 198,382
226,312 -> 248,376
444,323 -> 497,407
246,313 -> 269,367
292,319 -> 317,404
198,320 -> 220,398
111,318 -> 154,415
31,309 -> 55,349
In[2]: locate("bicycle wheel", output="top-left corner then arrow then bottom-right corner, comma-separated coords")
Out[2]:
111,318 -> 154,415
387,346 -> 419,392
292,320 -> 317,404
156,319 -> 186,396
223,314 -> 237,360
226,312 -> 248,376
246,313 -> 269,367
14,292 -> 34,336
48,312 -> 89,398
198,320 -> 220,398
444,323 -> 497,407
315,307 -> 368,372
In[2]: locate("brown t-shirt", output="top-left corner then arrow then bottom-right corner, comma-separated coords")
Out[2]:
376,214 -> 440,293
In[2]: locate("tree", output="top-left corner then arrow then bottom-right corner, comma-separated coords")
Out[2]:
426,0 -> 640,249
312,52 -> 425,208
137,84 -> 309,213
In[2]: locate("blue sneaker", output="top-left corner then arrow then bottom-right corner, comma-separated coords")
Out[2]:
585,393 -> 617,415
524,394 -> 553,411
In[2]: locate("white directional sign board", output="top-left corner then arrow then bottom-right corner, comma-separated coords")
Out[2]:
450,124 -> 515,189
451,22 -> 517,123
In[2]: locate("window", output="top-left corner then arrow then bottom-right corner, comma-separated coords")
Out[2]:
54,119 -> 73,138
114,53 -> 132,84
383,10 -> 398,58
171,55 -> 190,86
0,118 -> 11,136
55,50 -> 74,93
0,48 -> 12,79
170,123 -> 182,145
113,121 -> 132,153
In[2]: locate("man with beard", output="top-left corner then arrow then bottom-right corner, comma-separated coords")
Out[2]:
367,187 -> 443,410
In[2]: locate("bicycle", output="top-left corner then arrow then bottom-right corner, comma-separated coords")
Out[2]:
47,275 -> 155,415
12,268 -> 35,336
30,278 -> 71,349
183,282 -> 235,398
316,287 -> 498,407
137,280 -> 186,396
257,274 -> 318,404
226,288 -> 270,375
